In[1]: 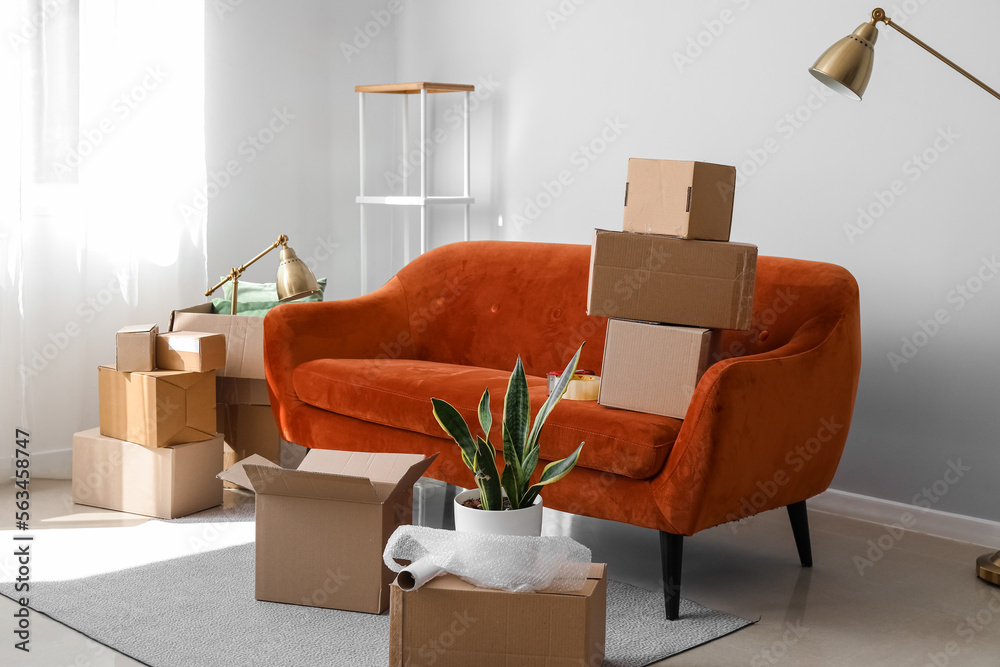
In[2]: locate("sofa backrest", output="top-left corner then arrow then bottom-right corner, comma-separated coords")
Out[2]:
394,241 -> 859,377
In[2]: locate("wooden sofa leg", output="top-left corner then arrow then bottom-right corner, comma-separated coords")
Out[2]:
787,500 -> 813,567
659,531 -> 684,621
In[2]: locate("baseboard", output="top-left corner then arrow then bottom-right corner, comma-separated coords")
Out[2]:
811,488 -> 1000,548
17,447 -> 72,480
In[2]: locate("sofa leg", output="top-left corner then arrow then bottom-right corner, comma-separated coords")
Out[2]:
659,531 -> 684,621
787,500 -> 813,567
442,484 -> 457,530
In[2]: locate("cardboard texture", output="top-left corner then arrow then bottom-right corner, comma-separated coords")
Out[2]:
217,377 -> 271,406
587,229 -> 757,330
623,158 -> 736,241
72,428 -> 223,519
217,453 -> 278,491
389,563 -> 607,666
245,450 -> 438,614
156,331 -> 227,372
170,303 -> 265,379
98,366 -> 216,448
115,324 -> 158,373
217,403 -> 281,463
599,319 -> 715,419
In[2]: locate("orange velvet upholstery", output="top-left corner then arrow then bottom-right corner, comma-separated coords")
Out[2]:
264,241 -> 861,537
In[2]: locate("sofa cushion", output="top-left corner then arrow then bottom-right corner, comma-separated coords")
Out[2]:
292,358 -> 681,480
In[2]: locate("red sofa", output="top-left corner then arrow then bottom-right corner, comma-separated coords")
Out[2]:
264,240 -> 862,619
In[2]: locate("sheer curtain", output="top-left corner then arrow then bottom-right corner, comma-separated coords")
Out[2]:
1,1 -> 207,481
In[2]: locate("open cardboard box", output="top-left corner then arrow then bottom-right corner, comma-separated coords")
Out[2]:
219,450 -> 438,614
389,563 -> 607,666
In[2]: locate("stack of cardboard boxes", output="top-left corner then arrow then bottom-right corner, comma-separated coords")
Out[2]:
589,158 -> 758,419
169,304 -> 283,474
72,325 -> 227,519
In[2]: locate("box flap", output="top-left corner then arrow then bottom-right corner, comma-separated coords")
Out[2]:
298,451 -> 438,503
244,464 -> 381,503
118,323 -> 158,334
411,562 -> 606,598
217,453 -> 279,490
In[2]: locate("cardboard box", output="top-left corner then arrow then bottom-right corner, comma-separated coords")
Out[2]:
72,428 -> 223,519
230,450 -> 437,614
587,229 -> 757,330
98,366 -> 216,448
599,319 -> 715,419
217,403 -> 281,463
623,158 -> 736,240
389,563 -> 607,666
156,331 -> 227,372
217,376 -> 271,406
116,324 -> 158,373
170,303 -> 264,379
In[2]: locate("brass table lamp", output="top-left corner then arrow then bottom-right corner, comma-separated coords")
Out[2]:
205,234 -> 320,314
808,8 -> 1000,587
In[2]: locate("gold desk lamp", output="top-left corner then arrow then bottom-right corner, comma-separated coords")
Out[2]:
808,8 -> 1000,586
205,234 -> 320,315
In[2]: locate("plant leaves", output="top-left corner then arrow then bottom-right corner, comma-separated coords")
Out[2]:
502,356 -> 531,464
521,343 -> 584,479
501,426 -> 525,503
477,389 -> 492,440
431,397 -> 477,473
521,442 -> 584,508
475,436 -> 503,510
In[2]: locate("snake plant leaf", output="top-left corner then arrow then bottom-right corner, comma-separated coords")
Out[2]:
431,398 -> 477,465
500,462 -> 520,510
520,442 -> 584,508
521,344 -> 584,479
474,436 -> 503,510
502,356 -> 531,462
477,389 -> 492,441
501,426 -> 525,505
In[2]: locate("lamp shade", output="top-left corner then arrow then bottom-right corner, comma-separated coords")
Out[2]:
276,245 -> 321,302
809,22 -> 879,100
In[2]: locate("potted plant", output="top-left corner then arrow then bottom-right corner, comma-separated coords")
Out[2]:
431,344 -> 586,536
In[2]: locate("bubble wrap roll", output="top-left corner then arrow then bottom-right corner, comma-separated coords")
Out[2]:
383,525 -> 592,593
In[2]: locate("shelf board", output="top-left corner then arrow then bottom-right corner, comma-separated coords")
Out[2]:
356,195 -> 475,206
355,82 -> 475,95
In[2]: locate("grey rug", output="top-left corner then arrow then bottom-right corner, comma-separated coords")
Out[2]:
0,540 -> 751,667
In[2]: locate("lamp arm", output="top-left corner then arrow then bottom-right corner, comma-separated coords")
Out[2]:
872,8 -> 1000,102
204,234 -> 290,298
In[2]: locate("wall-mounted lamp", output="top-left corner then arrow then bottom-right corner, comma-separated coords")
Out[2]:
205,234 -> 320,314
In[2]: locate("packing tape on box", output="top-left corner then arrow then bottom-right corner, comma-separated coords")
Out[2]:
384,525 -> 592,593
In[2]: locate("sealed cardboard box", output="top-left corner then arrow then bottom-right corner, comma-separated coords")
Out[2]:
233,450 -> 438,614
389,563 -> 607,666
156,331 -> 227,372
217,403 -> 280,463
98,366 -> 216,448
623,158 -> 736,240
116,323 -> 158,373
599,319 -> 715,419
72,428 -> 223,519
170,304 -> 264,379
587,229 -> 757,330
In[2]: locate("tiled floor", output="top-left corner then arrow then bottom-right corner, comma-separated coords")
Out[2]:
1,479 -> 999,666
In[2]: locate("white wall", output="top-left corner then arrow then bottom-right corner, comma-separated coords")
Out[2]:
207,0 -> 1000,523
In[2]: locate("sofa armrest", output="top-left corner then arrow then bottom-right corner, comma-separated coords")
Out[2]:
651,310 -> 862,535
263,276 -> 413,434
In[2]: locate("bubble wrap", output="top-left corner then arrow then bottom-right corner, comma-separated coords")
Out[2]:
383,525 -> 592,593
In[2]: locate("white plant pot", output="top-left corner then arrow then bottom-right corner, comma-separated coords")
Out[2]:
453,488 -> 543,537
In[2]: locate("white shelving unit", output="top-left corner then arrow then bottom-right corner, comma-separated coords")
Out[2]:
356,81 -> 475,292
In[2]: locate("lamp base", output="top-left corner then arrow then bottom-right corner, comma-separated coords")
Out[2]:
977,550 -> 1000,586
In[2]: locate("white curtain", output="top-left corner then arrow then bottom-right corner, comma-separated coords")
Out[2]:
1,1 -> 207,481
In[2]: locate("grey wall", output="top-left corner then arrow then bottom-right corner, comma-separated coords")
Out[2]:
206,0 -> 1000,523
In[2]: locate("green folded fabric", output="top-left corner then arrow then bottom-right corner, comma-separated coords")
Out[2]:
211,278 -> 327,316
